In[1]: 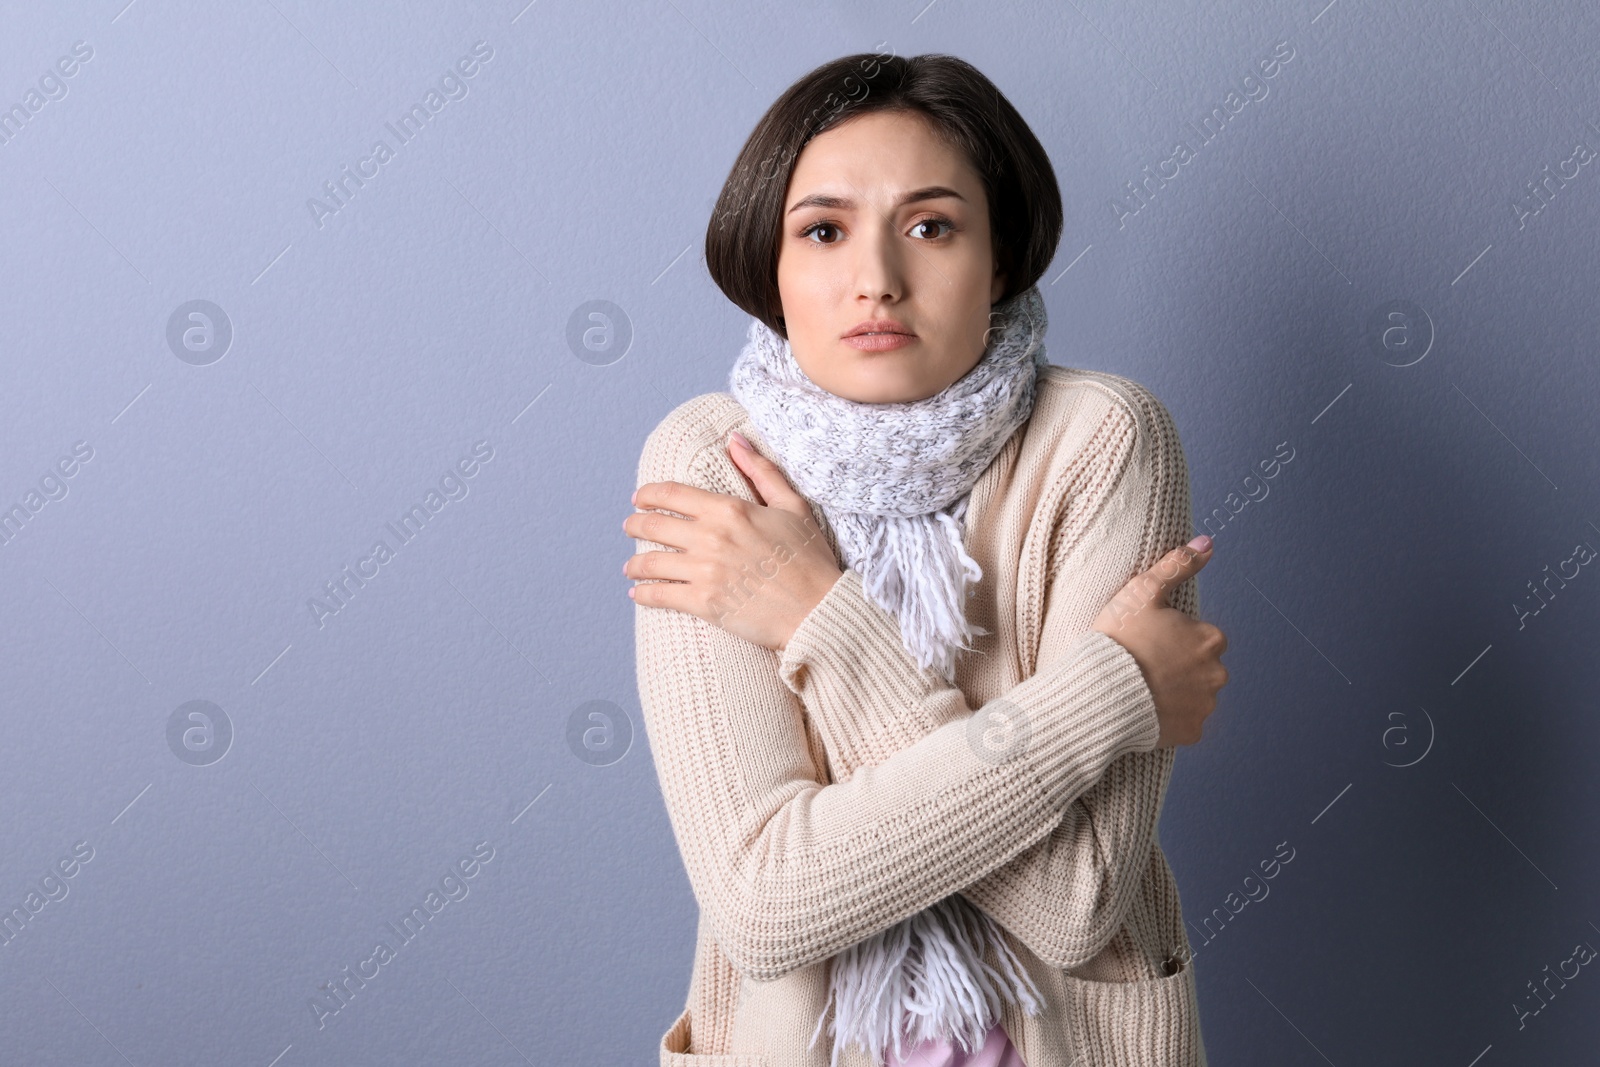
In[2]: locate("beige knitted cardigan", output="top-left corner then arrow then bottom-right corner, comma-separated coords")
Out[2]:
632,364 -> 1209,1067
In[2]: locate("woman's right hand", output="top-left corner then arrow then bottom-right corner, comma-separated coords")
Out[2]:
1091,535 -> 1228,748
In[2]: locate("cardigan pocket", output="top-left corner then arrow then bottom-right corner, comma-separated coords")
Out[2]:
659,1005 -> 771,1067
1058,955 -> 1208,1066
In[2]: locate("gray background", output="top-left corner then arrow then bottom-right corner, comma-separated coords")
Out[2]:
2,0 -> 1595,1063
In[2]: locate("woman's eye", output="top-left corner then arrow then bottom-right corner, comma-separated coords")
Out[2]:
800,221 -> 840,244
910,217 -> 954,240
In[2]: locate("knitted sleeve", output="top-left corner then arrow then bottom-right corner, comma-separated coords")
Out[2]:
632,404 -> 1161,984
780,380 -> 1195,970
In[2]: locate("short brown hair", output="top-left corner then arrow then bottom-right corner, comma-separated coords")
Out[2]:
705,51 -> 1063,339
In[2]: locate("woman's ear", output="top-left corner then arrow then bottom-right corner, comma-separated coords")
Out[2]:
990,265 -> 1008,304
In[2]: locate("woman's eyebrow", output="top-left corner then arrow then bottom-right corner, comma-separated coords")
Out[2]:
785,185 -> 967,216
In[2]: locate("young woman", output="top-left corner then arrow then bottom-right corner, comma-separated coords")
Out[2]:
625,52 -> 1228,1067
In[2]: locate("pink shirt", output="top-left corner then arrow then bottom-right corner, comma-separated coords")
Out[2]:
887,1023 -> 1027,1067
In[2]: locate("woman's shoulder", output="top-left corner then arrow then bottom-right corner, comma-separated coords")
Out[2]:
1030,363 -> 1184,454
1034,364 -> 1175,435
1014,366 -> 1187,532
1007,368 -> 1189,593
636,391 -> 748,486
1028,365 -> 1183,478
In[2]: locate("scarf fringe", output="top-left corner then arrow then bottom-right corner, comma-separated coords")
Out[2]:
846,496 -> 991,685
808,895 -> 1045,1067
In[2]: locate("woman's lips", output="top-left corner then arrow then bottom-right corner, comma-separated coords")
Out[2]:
841,331 -> 917,352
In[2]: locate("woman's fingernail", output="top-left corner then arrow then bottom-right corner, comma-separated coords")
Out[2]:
729,430 -> 751,451
1187,534 -> 1213,553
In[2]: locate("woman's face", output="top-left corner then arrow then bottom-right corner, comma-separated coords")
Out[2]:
775,109 -> 1007,405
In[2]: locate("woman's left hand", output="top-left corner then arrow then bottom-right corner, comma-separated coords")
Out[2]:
624,432 -> 844,652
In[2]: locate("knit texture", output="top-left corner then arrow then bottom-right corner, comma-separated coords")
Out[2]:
633,366 -> 1209,1067
728,287 -> 1054,1066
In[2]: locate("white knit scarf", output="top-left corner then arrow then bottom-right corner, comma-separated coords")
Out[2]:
727,284 -> 1051,1066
